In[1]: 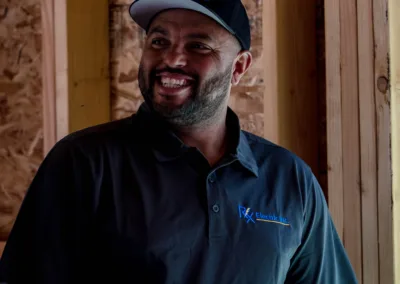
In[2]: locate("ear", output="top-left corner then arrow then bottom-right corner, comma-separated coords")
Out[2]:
231,51 -> 253,85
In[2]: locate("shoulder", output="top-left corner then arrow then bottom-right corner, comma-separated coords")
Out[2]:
242,131 -> 318,206
63,116 -> 136,145
243,130 -> 312,175
44,115 -> 141,164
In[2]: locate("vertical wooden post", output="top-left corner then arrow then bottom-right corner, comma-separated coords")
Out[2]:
66,0 -> 110,134
41,0 -> 57,155
357,0 -> 379,282
324,0 -> 344,240
373,0 -> 393,283
263,0 -> 319,175
54,0 -> 69,141
325,0 -> 391,281
389,0 -> 400,282
340,0 -> 363,280
263,0 -> 278,144
42,0 -> 110,147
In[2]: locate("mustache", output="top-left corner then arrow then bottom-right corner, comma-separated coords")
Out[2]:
151,67 -> 198,80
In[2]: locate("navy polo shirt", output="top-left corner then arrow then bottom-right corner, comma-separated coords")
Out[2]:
0,103 -> 357,283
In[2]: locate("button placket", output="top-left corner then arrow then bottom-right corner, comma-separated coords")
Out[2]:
206,171 -> 225,239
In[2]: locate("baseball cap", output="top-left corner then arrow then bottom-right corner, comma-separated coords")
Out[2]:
129,0 -> 251,50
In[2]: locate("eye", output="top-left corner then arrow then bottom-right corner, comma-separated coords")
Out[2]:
189,42 -> 212,53
151,38 -> 168,48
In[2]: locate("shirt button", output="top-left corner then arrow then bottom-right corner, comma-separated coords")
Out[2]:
212,204 -> 220,213
209,175 -> 216,183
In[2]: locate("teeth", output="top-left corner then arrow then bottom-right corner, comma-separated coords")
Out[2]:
161,77 -> 187,88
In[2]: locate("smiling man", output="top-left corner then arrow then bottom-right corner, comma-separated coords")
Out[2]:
0,0 -> 357,283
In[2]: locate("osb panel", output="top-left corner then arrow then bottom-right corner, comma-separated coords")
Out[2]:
0,0 -> 43,240
110,0 -> 264,137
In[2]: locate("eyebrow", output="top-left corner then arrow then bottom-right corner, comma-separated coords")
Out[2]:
184,33 -> 214,42
147,25 -> 169,37
147,26 -> 214,42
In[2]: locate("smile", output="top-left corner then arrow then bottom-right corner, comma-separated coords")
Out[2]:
160,77 -> 189,88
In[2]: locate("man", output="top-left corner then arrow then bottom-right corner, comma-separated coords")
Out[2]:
0,0 -> 357,283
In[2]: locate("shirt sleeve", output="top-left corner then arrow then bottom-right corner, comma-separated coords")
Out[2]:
285,174 -> 358,284
0,140 -> 96,284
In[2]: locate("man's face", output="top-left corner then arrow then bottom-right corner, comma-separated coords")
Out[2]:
138,9 -> 241,127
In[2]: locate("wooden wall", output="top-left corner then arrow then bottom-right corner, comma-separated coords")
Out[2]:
390,0 -> 400,282
325,0 -> 392,283
1,1 -> 397,281
263,0 -> 320,177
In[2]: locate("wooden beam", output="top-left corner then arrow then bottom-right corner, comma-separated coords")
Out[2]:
66,0 -> 110,134
325,0 -> 344,240
263,0 -> 319,175
54,0 -> 69,141
41,0 -> 57,155
340,0 -> 363,280
373,0 -> 393,283
43,0 -> 110,144
389,0 -> 400,282
263,0 -> 278,144
357,0 -> 379,282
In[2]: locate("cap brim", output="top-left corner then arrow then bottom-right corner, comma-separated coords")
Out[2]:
129,0 -> 235,35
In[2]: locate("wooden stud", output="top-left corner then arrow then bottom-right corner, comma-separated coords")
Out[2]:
339,0 -> 363,280
389,0 -> 400,281
263,0 -> 278,144
373,0 -> 393,283
66,0 -> 110,134
54,0 -> 69,141
357,0 -> 379,282
324,0 -> 344,240
263,0 -> 319,174
42,0 -> 110,144
41,0 -> 57,155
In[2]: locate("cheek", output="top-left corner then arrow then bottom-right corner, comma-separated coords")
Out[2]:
190,58 -> 219,79
141,49 -> 163,68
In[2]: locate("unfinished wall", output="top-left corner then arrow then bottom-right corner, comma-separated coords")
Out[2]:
0,0 -> 42,240
110,0 -> 264,137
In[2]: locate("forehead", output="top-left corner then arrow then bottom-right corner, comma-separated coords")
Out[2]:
148,9 -> 229,37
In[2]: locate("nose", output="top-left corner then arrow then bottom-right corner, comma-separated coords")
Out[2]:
163,45 -> 187,68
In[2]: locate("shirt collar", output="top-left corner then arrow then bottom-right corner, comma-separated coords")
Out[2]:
135,102 -> 259,177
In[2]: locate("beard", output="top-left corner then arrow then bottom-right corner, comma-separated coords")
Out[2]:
138,64 -> 232,127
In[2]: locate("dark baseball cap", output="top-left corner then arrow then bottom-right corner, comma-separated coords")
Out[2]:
129,0 -> 251,50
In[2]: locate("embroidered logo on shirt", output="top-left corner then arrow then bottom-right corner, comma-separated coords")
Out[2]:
238,205 -> 290,226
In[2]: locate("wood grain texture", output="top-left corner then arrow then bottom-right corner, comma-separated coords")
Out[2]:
276,0 -> 319,174
41,0 -> 56,155
67,0 -> 110,133
263,0 -> 278,144
389,0 -> 400,282
373,0 -> 393,283
54,0 -> 69,140
357,0 -> 379,282
325,0 -> 344,240
339,0 -> 362,280
263,0 -> 319,174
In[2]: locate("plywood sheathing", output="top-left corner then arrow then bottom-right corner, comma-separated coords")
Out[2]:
0,0 -> 42,240
110,0 -> 264,137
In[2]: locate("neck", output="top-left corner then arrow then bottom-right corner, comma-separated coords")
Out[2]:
173,109 -> 228,167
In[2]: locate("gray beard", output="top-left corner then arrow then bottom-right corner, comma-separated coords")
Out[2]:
138,66 -> 232,127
